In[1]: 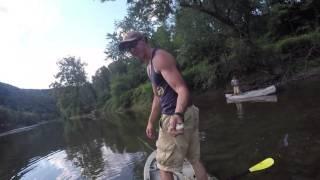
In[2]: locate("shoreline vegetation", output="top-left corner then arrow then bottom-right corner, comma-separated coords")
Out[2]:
1,1 -> 320,131
0,84 -> 58,134
1,68 -> 319,136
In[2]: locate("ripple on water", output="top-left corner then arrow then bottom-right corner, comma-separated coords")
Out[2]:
13,146 -> 146,180
97,145 -> 146,179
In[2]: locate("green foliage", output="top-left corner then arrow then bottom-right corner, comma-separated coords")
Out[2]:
0,82 -> 57,114
0,106 -> 39,125
264,31 -> 320,76
97,0 -> 320,112
51,57 -> 96,119
54,84 -> 96,119
109,75 -> 132,107
225,39 -> 258,73
267,0 -> 320,40
51,56 -> 88,88
0,82 -> 58,132
274,31 -> 320,55
131,83 -> 153,109
152,25 -> 175,53
174,8 -> 226,66
102,0 -> 174,23
92,66 -> 111,107
183,60 -> 218,90
107,61 -> 148,110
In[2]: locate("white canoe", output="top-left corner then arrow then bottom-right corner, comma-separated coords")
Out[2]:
226,95 -> 278,103
144,151 -> 217,180
225,85 -> 276,101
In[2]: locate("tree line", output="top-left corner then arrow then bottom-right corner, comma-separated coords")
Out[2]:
0,82 -> 58,133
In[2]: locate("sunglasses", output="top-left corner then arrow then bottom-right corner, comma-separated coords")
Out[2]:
122,37 -> 143,51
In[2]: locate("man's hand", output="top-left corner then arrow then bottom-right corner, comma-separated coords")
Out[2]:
146,122 -> 156,139
168,115 -> 184,137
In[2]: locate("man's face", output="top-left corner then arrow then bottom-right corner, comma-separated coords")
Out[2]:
127,39 -> 145,60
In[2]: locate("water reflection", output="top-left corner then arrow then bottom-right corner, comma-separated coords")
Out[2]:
282,133 -> 289,147
0,123 -> 64,180
14,148 -> 145,180
198,80 -> 320,179
226,95 -> 278,119
235,103 -> 244,119
0,111 -> 150,180
61,112 -> 150,180
18,150 -> 81,180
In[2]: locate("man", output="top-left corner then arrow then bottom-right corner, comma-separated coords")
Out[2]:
119,31 -> 208,180
231,75 -> 241,95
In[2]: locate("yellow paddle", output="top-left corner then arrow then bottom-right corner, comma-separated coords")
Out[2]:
249,158 -> 274,172
227,158 -> 274,180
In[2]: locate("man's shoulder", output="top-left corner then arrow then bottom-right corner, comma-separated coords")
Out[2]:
154,49 -> 175,67
155,49 -> 171,57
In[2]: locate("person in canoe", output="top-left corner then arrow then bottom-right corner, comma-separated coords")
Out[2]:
119,31 -> 208,180
231,75 -> 241,95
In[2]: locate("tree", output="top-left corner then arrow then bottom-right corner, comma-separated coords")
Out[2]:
51,57 -> 95,118
267,0 -> 320,40
102,0 -> 262,39
51,56 -> 88,88
92,66 -> 111,107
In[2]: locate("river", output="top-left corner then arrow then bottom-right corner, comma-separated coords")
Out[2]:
0,78 -> 319,180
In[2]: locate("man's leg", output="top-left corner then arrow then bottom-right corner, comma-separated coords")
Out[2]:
156,114 -> 182,180
186,106 -> 208,180
160,170 -> 174,180
191,160 -> 208,180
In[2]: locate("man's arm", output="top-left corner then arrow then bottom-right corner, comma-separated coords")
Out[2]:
155,50 -> 190,114
146,84 -> 161,139
154,50 -> 190,136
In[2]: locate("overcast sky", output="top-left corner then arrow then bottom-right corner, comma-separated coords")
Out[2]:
0,0 -> 127,89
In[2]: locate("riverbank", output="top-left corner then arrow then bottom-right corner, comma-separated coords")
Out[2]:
118,66 -> 320,115
191,66 -> 320,109
225,66 -> 320,93
5,66 -> 319,134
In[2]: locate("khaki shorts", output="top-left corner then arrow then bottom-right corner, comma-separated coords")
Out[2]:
233,86 -> 241,94
156,105 -> 200,172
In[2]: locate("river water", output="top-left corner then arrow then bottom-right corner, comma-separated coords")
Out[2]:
0,79 -> 319,180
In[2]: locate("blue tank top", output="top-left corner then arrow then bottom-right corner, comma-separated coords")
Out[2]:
148,49 -> 177,115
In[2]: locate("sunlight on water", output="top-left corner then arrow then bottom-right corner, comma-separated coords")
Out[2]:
17,150 -> 79,180
99,145 -> 146,179
0,117 -> 148,180
15,146 -> 145,180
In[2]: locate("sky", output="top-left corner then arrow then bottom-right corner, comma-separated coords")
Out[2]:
0,0 -> 127,89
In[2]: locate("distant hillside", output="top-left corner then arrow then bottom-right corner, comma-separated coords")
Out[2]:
0,82 -> 58,133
